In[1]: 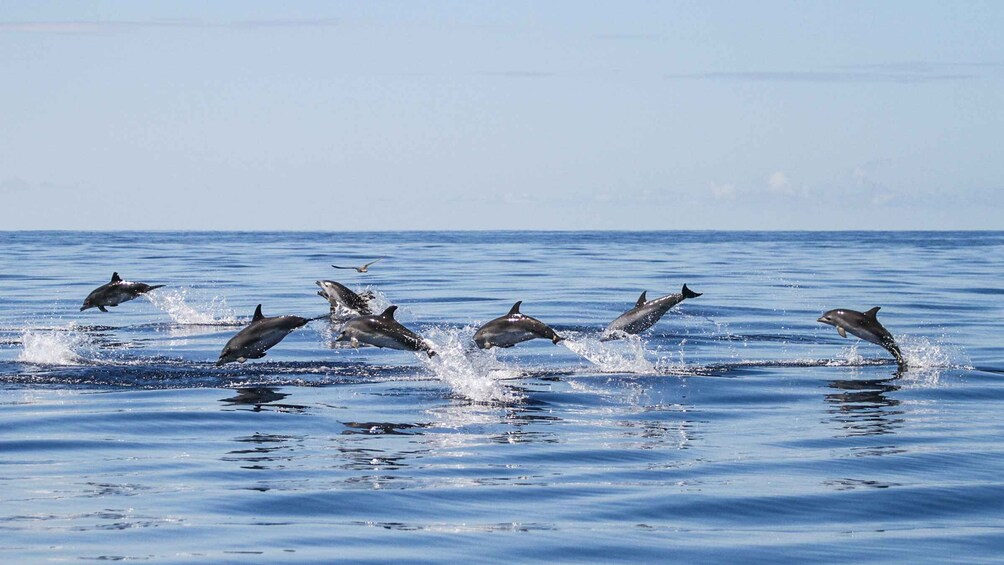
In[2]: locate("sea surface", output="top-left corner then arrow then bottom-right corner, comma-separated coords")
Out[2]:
0,231 -> 1001,563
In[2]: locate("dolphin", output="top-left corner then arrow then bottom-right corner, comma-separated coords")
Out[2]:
315,280 -> 374,315
81,272 -> 165,312
217,304 -> 308,366
601,284 -> 701,341
817,307 -> 906,367
473,301 -> 563,349
335,305 -> 436,357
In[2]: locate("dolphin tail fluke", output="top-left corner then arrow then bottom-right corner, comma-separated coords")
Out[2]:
682,284 -> 702,299
552,334 -> 564,344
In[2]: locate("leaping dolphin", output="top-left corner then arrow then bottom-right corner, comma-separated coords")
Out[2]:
81,272 -> 165,312
335,305 -> 436,357
217,304 -> 308,366
315,280 -> 374,315
473,301 -> 563,349
601,284 -> 701,341
817,307 -> 906,367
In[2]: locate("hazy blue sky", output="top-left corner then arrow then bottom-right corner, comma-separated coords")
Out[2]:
2,1 -> 1002,230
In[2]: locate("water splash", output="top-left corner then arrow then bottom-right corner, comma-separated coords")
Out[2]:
359,287 -> 393,316
145,288 -> 237,325
18,325 -> 90,365
421,325 -> 523,404
560,332 -> 657,373
899,335 -> 972,386
822,335 -> 971,385
829,343 -> 865,366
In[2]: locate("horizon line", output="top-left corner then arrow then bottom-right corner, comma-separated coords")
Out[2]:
3,228 -> 1002,234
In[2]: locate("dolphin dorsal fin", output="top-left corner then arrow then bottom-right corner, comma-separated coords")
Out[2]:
252,304 -> 264,322
864,306 -> 881,320
635,291 -> 648,307
111,272 -> 122,283
507,301 -> 523,316
381,305 -> 398,319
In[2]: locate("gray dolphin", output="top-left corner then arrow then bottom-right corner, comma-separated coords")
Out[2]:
335,305 -> 436,357
315,280 -> 374,315
817,307 -> 906,367
601,284 -> 701,341
81,272 -> 165,312
217,304 -> 308,366
473,301 -> 563,349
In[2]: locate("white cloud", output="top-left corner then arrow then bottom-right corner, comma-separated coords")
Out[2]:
767,171 -> 790,192
871,192 -> 896,206
709,181 -> 736,200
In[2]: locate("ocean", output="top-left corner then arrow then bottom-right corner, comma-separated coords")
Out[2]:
1,231 -> 1001,563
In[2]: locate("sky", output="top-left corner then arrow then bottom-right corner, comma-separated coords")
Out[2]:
1,1 -> 1002,230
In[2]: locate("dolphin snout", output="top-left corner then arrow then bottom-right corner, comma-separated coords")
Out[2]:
80,305 -> 88,311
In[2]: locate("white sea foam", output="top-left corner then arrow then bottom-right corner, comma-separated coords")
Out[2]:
145,288 -> 237,325
421,325 -> 522,404
18,325 -> 89,365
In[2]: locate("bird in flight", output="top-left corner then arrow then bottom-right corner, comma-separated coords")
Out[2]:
332,258 -> 382,273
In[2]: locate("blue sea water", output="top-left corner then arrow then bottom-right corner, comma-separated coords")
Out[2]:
0,231 -> 1001,563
